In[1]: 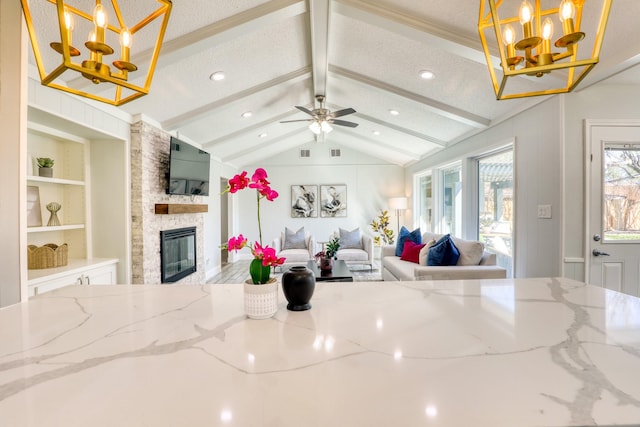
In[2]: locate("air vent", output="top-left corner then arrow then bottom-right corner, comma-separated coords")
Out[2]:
330,148 -> 341,157
300,149 -> 311,158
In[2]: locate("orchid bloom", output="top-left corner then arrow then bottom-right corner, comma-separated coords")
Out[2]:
227,171 -> 249,193
261,246 -> 285,267
227,234 -> 248,251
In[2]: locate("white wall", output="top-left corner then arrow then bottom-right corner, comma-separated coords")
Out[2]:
234,143 -> 405,253
407,97 -> 563,278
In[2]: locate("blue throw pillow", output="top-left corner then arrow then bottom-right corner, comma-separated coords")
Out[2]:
426,234 -> 460,266
395,226 -> 422,257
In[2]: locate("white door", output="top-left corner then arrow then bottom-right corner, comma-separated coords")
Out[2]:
587,120 -> 640,297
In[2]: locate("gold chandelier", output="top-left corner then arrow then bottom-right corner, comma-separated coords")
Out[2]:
20,0 -> 172,106
479,0 -> 612,100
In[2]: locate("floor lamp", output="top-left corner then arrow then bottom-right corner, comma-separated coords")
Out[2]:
388,197 -> 408,232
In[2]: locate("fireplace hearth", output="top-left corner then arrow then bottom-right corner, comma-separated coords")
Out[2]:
160,227 -> 196,283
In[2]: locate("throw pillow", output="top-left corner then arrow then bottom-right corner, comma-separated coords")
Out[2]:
418,238 -> 437,265
451,237 -> 484,265
427,234 -> 460,266
395,226 -> 422,257
339,227 -> 363,249
283,227 -> 306,250
400,240 -> 425,264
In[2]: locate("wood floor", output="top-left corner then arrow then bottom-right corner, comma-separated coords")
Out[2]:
207,260 -> 383,284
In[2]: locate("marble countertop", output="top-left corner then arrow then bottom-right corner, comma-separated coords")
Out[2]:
1,278 -> 640,426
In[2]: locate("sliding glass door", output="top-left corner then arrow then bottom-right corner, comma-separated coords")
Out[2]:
477,150 -> 513,277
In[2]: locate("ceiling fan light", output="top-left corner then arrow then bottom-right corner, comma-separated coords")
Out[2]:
321,120 -> 333,133
309,121 -> 322,134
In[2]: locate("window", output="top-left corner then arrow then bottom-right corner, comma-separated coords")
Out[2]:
477,150 -> 513,277
442,164 -> 461,236
603,145 -> 640,242
417,173 -> 433,233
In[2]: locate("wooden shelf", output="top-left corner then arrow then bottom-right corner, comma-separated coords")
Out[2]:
155,204 -> 208,214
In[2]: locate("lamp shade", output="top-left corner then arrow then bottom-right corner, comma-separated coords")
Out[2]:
389,197 -> 408,210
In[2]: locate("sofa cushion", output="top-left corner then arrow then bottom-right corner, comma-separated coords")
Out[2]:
279,248 -> 311,263
427,234 -> 460,266
450,237 -> 484,266
339,227 -> 363,249
284,227 -> 306,250
337,248 -> 368,262
419,238 -> 437,265
395,226 -> 422,256
400,240 -> 425,264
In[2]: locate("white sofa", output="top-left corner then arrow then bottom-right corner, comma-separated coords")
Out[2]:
381,232 -> 507,281
272,232 -> 316,268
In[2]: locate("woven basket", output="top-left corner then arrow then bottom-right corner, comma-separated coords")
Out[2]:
27,243 -> 68,269
243,279 -> 278,319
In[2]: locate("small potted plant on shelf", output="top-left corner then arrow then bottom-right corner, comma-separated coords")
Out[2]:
37,157 -> 55,178
315,236 -> 340,271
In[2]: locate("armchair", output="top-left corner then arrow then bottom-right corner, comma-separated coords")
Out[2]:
272,227 -> 316,268
331,228 -> 374,270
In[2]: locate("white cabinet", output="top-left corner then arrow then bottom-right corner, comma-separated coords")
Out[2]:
28,259 -> 118,297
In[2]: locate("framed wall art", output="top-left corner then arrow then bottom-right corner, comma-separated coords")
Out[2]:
320,185 -> 347,218
291,185 -> 318,218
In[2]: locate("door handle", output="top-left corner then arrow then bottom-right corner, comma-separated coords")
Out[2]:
592,249 -> 610,257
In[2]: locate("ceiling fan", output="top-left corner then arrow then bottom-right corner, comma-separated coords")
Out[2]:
280,95 -> 358,134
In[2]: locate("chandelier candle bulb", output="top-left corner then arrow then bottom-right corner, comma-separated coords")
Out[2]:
559,0 -> 576,35
519,0 -> 534,39
63,7 -> 73,45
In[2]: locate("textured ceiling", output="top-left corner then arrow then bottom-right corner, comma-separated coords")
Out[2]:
23,0 -> 640,167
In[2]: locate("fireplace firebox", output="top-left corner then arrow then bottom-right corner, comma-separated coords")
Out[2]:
160,227 -> 196,283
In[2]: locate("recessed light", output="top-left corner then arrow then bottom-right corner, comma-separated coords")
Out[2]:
372,130 -> 381,136
419,69 -> 435,80
258,133 -> 268,138
209,71 -> 225,81
241,111 -> 252,118
389,109 -> 400,116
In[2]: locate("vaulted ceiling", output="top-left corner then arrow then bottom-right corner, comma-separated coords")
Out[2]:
26,0 -> 640,167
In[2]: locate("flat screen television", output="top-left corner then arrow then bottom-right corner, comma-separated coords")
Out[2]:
167,136 -> 211,196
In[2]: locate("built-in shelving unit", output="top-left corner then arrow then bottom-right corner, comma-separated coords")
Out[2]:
25,116 -> 126,295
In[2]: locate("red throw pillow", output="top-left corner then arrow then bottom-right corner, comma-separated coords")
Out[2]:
400,240 -> 426,264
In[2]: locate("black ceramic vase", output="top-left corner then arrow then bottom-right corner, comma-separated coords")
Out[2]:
282,266 -> 315,311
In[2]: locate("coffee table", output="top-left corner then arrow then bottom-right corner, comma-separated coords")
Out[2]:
305,259 -> 353,282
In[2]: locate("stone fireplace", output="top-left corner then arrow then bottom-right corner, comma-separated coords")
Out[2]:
130,120 -> 206,284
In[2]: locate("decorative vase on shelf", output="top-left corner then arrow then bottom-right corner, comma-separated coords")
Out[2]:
46,202 -> 61,226
243,278 -> 278,319
282,266 -> 315,311
319,257 -> 333,271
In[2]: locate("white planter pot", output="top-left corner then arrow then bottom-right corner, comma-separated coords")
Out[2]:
243,279 -> 278,319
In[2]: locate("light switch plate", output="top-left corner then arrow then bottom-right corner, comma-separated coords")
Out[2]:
537,204 -> 552,219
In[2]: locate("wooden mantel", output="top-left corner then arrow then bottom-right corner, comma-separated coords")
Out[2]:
154,204 -> 208,214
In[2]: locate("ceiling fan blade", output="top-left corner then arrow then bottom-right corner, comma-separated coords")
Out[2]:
295,106 -> 315,116
331,119 -> 359,128
280,119 -> 312,123
330,107 -> 356,118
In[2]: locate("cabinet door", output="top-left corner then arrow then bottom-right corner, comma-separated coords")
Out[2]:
30,274 -> 81,296
84,264 -> 117,285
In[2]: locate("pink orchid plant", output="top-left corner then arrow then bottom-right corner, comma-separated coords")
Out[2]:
223,168 -> 285,283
